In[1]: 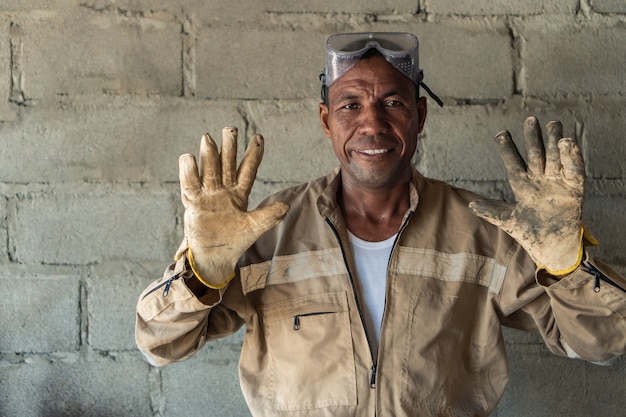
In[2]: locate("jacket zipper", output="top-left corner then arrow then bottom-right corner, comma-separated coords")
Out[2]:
325,211 -> 415,391
325,218 -> 377,388
580,260 -> 626,294
373,210 -> 414,389
141,272 -> 183,300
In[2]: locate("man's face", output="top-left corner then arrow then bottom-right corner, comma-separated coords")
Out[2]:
319,54 -> 427,191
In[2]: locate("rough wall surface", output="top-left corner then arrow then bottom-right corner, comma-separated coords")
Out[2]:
0,1 -> 624,416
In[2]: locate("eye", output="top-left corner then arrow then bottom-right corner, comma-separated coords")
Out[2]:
341,103 -> 361,110
385,99 -> 401,107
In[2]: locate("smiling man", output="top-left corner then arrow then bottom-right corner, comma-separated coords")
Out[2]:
136,32 -> 626,416
319,49 -> 426,242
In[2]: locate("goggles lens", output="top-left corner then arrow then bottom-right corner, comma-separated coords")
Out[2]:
323,32 -> 422,87
327,32 -> 418,56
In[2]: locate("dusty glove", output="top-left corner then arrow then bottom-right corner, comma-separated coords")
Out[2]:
175,127 -> 289,288
469,116 -> 586,276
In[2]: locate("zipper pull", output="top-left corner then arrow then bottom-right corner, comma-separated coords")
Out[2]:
370,364 -> 377,389
581,261 -> 626,294
163,274 -> 181,297
293,316 -> 301,331
585,262 -> 602,293
163,278 -> 174,297
141,272 -> 183,300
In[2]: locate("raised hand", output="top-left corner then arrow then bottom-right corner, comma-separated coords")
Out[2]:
175,127 -> 289,288
469,116 -> 585,276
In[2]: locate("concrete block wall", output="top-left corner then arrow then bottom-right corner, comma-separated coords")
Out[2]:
0,1 -> 624,416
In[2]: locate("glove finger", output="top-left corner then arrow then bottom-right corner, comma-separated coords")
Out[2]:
221,127 -> 238,187
237,134 -> 265,196
558,137 -> 585,185
468,199 -> 516,228
244,202 -> 290,239
494,130 -> 527,179
199,133 -> 221,190
523,116 -> 546,176
178,153 -> 202,205
545,120 -> 563,176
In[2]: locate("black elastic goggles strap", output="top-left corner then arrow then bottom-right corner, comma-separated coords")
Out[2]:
420,82 -> 444,107
319,71 -> 328,103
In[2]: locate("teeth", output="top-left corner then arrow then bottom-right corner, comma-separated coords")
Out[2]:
360,149 -> 387,155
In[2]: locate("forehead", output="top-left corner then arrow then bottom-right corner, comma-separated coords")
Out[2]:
329,55 -> 415,98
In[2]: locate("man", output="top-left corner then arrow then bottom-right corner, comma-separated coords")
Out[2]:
136,32 -> 626,416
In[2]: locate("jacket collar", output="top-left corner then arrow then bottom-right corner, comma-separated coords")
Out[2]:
316,167 -> 424,224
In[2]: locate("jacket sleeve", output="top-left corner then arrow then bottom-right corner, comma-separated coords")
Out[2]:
135,256 -> 244,367
499,245 -> 626,364
537,255 -> 626,363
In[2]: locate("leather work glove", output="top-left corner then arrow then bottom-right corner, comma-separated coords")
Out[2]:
469,116 -> 589,276
175,127 -> 289,288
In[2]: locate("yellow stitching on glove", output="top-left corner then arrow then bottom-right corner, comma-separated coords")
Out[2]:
187,246 -> 235,290
538,227 -> 585,276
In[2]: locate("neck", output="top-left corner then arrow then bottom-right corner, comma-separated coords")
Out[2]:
339,176 -> 412,242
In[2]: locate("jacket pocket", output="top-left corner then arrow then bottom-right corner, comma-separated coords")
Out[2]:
260,291 -> 357,411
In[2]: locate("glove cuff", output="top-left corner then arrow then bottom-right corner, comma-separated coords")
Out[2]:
187,246 -> 235,289
538,227 -> 585,276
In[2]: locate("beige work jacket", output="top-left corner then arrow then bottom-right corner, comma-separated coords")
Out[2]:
136,168 -> 626,417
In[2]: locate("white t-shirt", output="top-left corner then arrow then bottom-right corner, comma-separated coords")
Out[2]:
347,231 -> 397,358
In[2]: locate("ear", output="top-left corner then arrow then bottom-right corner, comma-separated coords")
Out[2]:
319,102 -> 331,138
416,96 -> 427,134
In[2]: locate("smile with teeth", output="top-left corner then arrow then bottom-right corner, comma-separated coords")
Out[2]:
356,149 -> 390,155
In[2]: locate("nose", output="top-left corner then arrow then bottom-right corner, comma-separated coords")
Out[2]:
358,103 -> 390,136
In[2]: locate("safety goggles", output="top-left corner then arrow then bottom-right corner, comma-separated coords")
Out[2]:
320,32 -> 442,106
